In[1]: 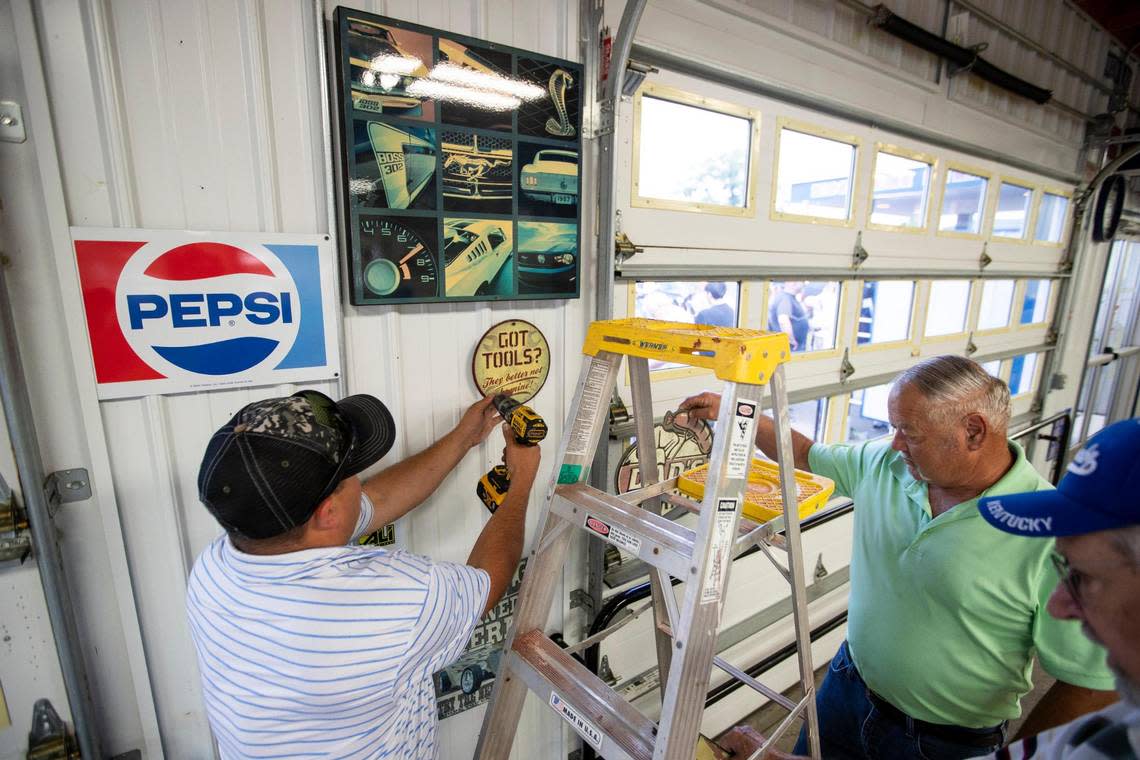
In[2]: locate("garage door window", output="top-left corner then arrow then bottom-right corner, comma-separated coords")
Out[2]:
924,280 -> 971,337
1035,192 -> 1070,244
773,121 -> 858,223
993,181 -> 1033,239
869,147 -> 933,229
938,168 -> 989,235
856,281 -> 915,345
846,382 -> 894,442
766,280 -> 841,353
977,279 -> 1015,331
634,86 -> 758,216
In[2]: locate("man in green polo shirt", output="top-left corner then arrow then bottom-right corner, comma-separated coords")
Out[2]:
680,355 -> 1115,759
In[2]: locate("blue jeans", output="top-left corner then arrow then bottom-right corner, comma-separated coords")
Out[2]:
791,641 -> 1006,759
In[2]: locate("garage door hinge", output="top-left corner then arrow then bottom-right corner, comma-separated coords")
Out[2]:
851,232 -> 869,268
979,243 -> 992,269
615,232 -> 642,264
839,348 -> 856,383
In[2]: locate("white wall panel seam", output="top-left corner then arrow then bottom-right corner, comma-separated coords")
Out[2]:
239,0 -> 280,232
11,0 -> 164,755
81,0 -> 139,226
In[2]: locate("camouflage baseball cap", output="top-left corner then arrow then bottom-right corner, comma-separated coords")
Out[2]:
197,390 -> 395,539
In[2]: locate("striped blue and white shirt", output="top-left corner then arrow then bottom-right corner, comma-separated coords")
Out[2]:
186,495 -> 490,759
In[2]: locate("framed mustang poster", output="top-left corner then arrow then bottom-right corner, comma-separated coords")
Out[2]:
333,8 -> 584,305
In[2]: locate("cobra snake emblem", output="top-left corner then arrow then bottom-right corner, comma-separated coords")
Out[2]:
545,68 -> 576,138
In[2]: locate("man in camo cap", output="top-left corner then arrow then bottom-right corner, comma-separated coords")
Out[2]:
186,389 -> 540,759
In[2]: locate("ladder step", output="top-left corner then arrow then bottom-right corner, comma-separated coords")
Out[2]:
552,483 -> 695,579
582,318 -> 790,383
509,630 -> 656,760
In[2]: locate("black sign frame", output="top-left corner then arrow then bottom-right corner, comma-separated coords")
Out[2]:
332,7 -> 584,305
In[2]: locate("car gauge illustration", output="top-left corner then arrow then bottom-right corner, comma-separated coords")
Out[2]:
358,217 -> 438,299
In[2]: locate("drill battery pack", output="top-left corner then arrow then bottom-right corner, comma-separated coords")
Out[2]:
477,464 -> 511,513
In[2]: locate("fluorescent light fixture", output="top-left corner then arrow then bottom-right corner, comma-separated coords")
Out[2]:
429,62 -> 545,101
406,79 -> 521,110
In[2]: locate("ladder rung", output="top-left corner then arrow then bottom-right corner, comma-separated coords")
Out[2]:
509,630 -> 656,760
552,484 -> 695,579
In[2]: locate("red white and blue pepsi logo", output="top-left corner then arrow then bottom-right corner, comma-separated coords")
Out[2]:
75,237 -> 328,389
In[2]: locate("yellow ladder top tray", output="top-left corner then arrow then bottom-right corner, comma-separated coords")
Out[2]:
677,458 -> 835,524
582,318 -> 791,384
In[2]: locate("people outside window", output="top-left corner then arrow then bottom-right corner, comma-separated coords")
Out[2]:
695,281 -> 737,327
680,356 -> 1116,759
767,281 -> 812,351
185,390 -> 539,759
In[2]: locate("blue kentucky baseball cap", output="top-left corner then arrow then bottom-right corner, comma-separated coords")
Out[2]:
979,418 -> 1140,537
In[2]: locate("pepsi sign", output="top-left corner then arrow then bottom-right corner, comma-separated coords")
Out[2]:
73,229 -> 340,399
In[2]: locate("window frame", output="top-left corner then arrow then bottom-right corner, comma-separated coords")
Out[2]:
918,279 -> 976,343
623,280 -> 753,381
759,279 -> 849,361
838,381 -> 897,444
865,142 -> 938,234
1031,186 -> 1074,247
850,278 -> 920,353
934,161 -> 994,240
769,117 -> 862,228
971,278 -> 1019,336
1006,352 -> 1045,398
1015,278 -> 1056,328
990,176 -> 1037,243
631,83 -> 762,218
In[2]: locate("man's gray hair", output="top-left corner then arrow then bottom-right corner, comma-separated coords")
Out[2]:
895,355 -> 1011,431
1111,525 -> 1140,569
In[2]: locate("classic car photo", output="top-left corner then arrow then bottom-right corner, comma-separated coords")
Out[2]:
346,18 -> 431,118
434,648 -> 503,697
351,120 -> 436,210
517,221 -> 576,295
441,131 -> 513,213
437,39 -> 514,131
443,219 -> 514,297
520,149 -> 578,205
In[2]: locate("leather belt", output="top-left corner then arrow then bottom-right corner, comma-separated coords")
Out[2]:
865,690 -> 1005,749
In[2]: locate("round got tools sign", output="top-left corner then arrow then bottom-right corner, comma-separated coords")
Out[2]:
472,319 -> 550,402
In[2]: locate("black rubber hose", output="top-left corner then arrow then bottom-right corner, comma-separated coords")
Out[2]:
870,4 -> 1052,104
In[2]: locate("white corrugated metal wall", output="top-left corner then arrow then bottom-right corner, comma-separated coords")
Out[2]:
7,0 -> 583,757
1,0 -> 1137,758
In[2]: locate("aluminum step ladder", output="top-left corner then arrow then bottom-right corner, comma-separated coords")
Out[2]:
475,318 -> 821,760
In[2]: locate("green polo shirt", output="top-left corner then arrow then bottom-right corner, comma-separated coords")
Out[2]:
809,439 -> 1114,728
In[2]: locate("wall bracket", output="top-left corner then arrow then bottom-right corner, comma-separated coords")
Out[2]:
45,469 -> 91,513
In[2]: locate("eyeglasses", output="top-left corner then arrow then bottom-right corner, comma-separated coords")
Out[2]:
1050,552 -> 1084,607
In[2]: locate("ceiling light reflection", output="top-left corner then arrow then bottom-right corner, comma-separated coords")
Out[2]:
369,54 -> 422,76
429,62 -> 545,101
406,79 -> 522,111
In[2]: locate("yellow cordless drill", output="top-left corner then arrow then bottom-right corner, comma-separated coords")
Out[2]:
477,394 -> 547,512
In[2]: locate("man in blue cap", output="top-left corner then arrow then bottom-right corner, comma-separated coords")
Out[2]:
974,418 -> 1140,758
